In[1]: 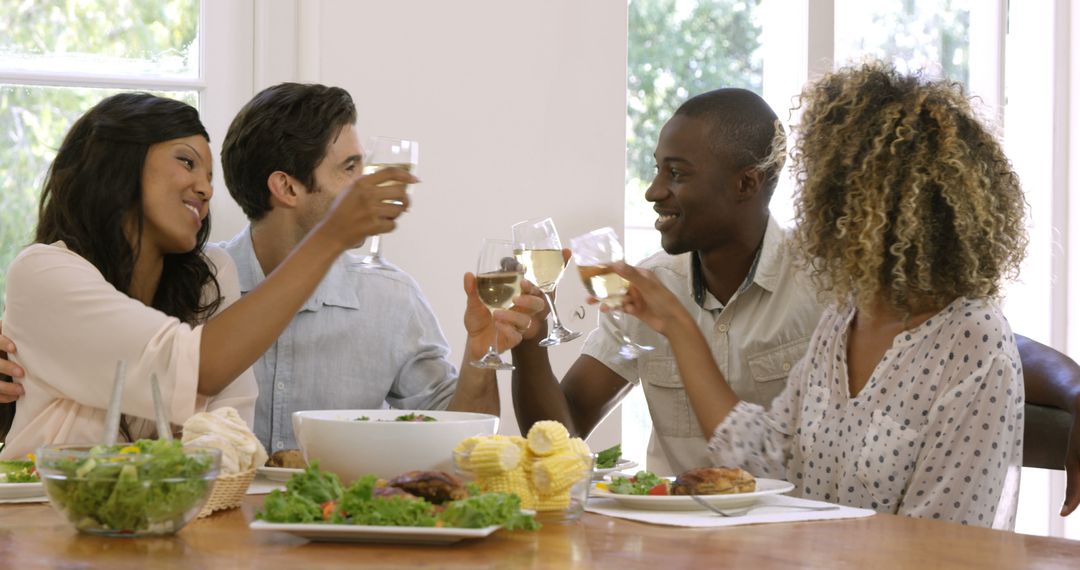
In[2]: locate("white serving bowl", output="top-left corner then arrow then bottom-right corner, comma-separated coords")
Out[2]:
292,410 -> 498,482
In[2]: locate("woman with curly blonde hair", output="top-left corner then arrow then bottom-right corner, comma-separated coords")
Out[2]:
610,62 -> 1027,529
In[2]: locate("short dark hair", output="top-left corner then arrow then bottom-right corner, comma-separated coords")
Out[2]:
222,83 -> 357,221
675,88 -> 784,197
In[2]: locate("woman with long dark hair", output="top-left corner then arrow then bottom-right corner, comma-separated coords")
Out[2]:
0,93 -> 413,457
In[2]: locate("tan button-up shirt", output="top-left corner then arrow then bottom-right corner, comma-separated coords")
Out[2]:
582,218 -> 822,475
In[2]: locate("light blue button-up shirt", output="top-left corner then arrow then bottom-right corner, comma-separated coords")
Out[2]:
220,227 -> 458,451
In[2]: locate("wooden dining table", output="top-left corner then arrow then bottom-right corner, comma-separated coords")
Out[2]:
2,495 -> 1079,569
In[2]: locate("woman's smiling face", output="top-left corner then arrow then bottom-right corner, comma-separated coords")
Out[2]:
137,135 -> 213,255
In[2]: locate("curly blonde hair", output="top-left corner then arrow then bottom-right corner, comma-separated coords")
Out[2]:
790,61 -> 1027,314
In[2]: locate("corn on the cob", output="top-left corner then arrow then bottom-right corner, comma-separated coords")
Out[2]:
567,437 -> 591,458
469,438 -> 522,476
527,420 -> 570,456
532,452 -> 588,494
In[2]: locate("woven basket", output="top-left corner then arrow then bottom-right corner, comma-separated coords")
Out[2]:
198,468 -> 256,518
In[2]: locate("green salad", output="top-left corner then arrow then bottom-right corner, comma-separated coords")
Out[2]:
39,439 -> 216,534
257,463 -> 539,530
0,459 -> 39,483
595,444 -> 622,469
607,471 -> 670,495
353,413 -> 437,422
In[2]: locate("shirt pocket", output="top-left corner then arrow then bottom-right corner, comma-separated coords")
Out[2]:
746,336 -> 811,403
854,409 -> 921,510
639,356 -> 701,439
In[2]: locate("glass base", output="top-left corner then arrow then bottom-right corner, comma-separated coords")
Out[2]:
470,352 -> 515,370
357,254 -> 389,269
538,325 -> 583,347
617,342 -> 654,361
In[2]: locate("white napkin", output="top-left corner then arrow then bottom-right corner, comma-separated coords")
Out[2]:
585,494 -> 875,527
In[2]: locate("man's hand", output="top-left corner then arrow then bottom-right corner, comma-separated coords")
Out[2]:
317,167 -> 416,250
463,273 -> 547,361
1064,415 -> 1080,515
0,320 -> 26,404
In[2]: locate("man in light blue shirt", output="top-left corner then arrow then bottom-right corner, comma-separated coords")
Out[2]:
218,83 -> 540,451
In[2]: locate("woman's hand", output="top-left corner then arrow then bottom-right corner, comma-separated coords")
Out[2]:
602,262 -> 696,339
316,167 -> 416,251
463,274 -> 548,361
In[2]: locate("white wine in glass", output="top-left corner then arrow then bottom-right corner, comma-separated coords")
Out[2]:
569,227 -> 653,360
359,137 -> 419,268
577,264 -> 630,307
511,217 -> 581,347
470,239 -> 523,370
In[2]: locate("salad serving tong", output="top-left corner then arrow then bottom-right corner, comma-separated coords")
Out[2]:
103,361 -> 172,445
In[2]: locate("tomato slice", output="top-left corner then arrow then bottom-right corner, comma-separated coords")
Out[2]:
647,483 -> 669,496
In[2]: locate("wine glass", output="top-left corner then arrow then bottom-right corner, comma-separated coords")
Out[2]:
359,136 -> 420,268
470,239 -> 525,370
511,217 -> 582,347
569,227 -> 654,360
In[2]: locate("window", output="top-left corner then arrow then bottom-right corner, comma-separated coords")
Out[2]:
0,0 -> 201,306
622,0 -> 764,467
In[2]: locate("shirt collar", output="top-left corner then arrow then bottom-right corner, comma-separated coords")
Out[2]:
222,225 -> 361,312
687,215 -> 785,310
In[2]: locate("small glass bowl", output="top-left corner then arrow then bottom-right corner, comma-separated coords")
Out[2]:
36,443 -> 220,537
533,454 -> 594,524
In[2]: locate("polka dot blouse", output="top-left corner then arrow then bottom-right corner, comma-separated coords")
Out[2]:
708,297 -> 1024,530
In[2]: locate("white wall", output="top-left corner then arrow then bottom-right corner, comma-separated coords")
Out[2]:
208,0 -> 628,449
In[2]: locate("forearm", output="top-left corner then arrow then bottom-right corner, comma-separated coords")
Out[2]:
1018,335 -> 1080,413
199,230 -> 342,395
511,337 -> 577,435
446,352 -> 500,416
665,314 -> 741,436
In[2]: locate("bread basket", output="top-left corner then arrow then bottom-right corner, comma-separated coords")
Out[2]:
198,467 -> 256,518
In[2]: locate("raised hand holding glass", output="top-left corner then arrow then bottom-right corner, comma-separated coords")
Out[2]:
569,227 -> 653,360
511,217 -> 581,347
470,239 -> 524,370
359,136 -> 419,268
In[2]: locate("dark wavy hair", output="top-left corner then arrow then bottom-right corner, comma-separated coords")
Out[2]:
222,82 -> 356,221
1,93 -> 221,439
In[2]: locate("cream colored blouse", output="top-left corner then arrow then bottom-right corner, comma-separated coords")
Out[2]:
0,242 -> 257,459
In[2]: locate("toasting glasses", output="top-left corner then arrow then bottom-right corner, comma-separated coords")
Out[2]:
569,227 -> 654,360
511,217 -> 581,347
359,136 -> 420,269
470,239 -> 525,370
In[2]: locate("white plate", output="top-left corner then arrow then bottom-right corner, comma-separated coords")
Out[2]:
592,459 -> 640,479
249,520 -> 501,545
592,478 -> 794,511
0,481 -> 45,500
256,467 -> 303,483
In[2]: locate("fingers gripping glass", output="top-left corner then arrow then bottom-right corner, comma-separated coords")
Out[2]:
511,217 -> 581,347
569,227 -> 653,360
470,239 -> 524,370
358,136 -> 419,269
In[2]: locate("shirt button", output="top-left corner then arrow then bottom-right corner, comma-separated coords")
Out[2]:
275,441 -> 284,450
276,382 -> 285,391
782,362 -> 792,372
717,323 -> 729,334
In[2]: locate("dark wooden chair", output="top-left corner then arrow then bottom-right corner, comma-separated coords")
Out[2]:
1018,336 -> 1077,470
1024,403 -> 1070,469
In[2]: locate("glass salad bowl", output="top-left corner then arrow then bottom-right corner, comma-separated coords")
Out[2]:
36,440 -> 220,537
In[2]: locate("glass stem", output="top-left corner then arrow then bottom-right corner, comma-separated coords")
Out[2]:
608,308 -> 634,345
369,235 -> 383,259
541,290 -> 564,328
